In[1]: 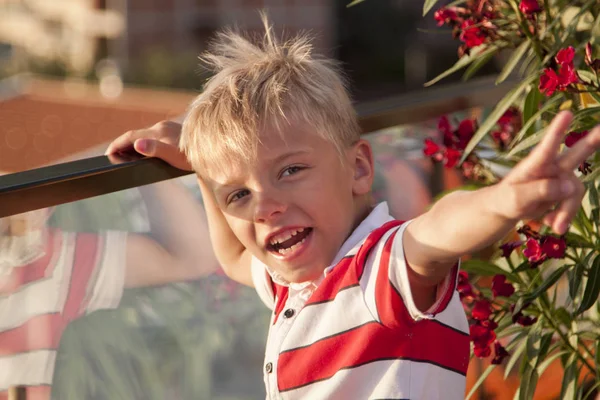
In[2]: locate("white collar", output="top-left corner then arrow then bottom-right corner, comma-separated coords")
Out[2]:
267,202 -> 394,289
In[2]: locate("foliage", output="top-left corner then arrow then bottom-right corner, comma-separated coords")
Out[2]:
422,1 -> 600,398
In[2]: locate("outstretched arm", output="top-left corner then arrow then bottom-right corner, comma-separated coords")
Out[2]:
404,111 -> 600,301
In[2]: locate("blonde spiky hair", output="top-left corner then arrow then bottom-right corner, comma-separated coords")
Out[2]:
180,13 -> 361,175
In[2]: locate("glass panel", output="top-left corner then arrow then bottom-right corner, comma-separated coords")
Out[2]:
0,109 -> 482,400
0,175 -> 269,400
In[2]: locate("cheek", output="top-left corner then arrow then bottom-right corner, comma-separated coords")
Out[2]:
225,215 -> 256,246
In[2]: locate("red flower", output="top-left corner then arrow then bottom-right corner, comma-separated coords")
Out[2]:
444,147 -> 462,168
585,42 -> 600,72
510,304 -> 538,326
498,107 -> 520,129
491,341 -> 510,364
565,130 -> 589,147
473,344 -> 492,357
500,240 -> 523,258
491,130 -> 512,150
541,236 -> 566,259
557,64 -> 579,87
586,42 -> 594,66
470,323 -> 496,358
556,46 -> 575,66
481,319 -> 498,331
519,0 -> 541,15
438,116 -> 452,136
523,238 -> 545,264
492,274 -> 515,298
457,119 -> 476,139
457,271 -> 476,301
472,299 -> 492,321
423,138 -> 441,156
434,7 -> 459,26
539,68 -> 560,96
516,315 -> 538,326
460,19 -> 486,48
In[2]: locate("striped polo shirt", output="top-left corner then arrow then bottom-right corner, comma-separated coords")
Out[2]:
0,229 -> 126,400
251,202 -> 470,399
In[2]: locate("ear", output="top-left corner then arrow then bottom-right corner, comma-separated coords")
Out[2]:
350,139 -> 374,196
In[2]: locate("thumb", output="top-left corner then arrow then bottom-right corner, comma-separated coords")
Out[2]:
134,139 -> 193,171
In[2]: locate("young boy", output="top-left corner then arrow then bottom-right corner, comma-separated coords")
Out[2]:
107,18 -> 600,399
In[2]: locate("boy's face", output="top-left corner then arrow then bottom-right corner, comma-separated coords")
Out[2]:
207,123 -> 373,283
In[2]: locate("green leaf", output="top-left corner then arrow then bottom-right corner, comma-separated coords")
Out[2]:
554,306 -> 572,328
573,106 -> 600,122
518,364 -> 539,400
575,254 -> 600,315
461,75 -> 536,162
463,47 -> 499,80
513,96 -> 561,145
465,364 -> 497,400
537,348 -> 568,376
461,259 -> 516,280
504,338 -> 527,379
522,85 -> 543,132
582,166 -> 600,183
596,339 -> 600,380
577,70 -> 599,86
506,126 -> 547,158
568,263 -> 585,302
497,41 -> 531,84
423,0 -> 441,16
346,0 -> 366,7
524,265 -> 569,303
588,181 -> 599,210
526,320 -> 543,366
560,354 -> 579,400
425,46 -> 497,87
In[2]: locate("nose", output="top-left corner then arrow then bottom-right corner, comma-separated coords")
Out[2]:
253,189 -> 287,223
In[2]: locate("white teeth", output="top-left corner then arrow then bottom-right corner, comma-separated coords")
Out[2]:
270,228 -> 306,246
276,238 -> 306,255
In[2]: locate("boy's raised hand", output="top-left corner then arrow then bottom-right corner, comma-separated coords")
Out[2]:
105,120 -> 192,171
493,111 -> 600,235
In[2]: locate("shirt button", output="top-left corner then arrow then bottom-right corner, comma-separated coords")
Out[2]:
283,308 -> 295,318
265,362 -> 273,374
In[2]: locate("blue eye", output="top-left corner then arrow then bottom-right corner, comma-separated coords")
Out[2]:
228,189 -> 250,204
281,165 -> 303,177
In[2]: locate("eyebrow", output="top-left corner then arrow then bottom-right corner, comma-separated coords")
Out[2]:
210,148 -> 312,191
270,149 -> 311,164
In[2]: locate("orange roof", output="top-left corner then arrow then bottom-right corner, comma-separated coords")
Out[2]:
0,77 -> 197,172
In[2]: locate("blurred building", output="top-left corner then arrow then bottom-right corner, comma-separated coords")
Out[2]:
0,0 -> 337,78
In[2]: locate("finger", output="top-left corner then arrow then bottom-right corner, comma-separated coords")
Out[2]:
542,209 -> 559,228
505,111 -> 573,182
558,125 -> 600,171
134,139 -> 193,171
549,176 -> 585,235
105,130 -> 144,155
528,111 -> 572,164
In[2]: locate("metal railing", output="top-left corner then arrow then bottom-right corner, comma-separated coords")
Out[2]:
0,75 -> 514,217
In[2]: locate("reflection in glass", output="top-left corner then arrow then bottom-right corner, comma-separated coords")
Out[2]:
0,177 -> 270,400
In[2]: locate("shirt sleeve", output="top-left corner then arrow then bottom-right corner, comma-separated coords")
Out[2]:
363,221 -> 460,328
250,255 -> 275,310
388,221 -> 460,321
83,230 -> 128,314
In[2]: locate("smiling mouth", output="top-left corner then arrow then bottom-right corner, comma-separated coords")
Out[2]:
267,228 -> 313,255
